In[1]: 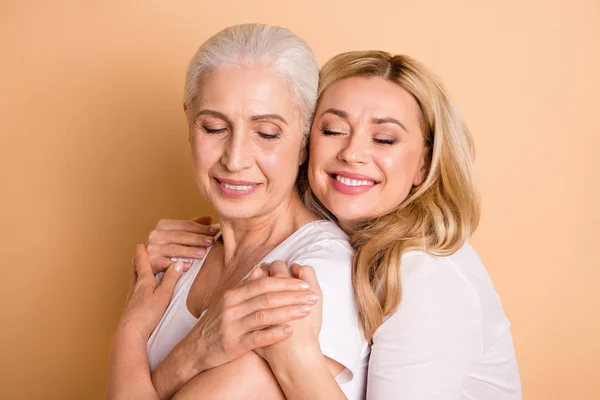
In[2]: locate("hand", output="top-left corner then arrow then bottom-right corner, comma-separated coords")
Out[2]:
171,267 -> 320,375
254,261 -> 323,360
117,244 -> 185,339
146,215 -> 220,274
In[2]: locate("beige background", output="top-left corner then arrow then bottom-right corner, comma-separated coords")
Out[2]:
1,0 -> 598,398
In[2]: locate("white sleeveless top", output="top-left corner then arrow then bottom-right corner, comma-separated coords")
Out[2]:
147,220 -> 369,399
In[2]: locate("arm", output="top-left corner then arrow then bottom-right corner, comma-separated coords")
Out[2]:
173,352 -> 285,400
106,245 -> 184,400
149,267 -> 319,399
366,254 -> 482,399
258,261 -> 356,400
107,328 -> 159,400
266,341 -> 346,400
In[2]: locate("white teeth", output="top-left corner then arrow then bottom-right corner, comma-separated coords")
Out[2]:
335,175 -> 375,187
222,182 -> 253,191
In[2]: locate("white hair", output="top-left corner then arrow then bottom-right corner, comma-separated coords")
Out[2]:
183,24 -> 319,136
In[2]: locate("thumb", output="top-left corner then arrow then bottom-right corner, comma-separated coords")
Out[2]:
247,265 -> 264,281
191,215 -> 214,226
155,261 -> 184,299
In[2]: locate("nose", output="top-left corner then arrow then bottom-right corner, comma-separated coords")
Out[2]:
221,131 -> 254,172
337,133 -> 369,165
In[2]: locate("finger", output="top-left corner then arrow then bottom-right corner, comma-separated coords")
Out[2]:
191,216 -> 220,235
292,264 -> 322,294
148,230 -> 216,247
239,325 -> 293,350
228,276 -> 310,305
247,266 -> 264,281
154,219 -> 217,236
191,215 -> 213,225
134,244 -> 154,282
155,261 -> 184,300
150,256 -> 192,274
239,289 -> 319,318
147,255 -> 174,275
240,304 -> 313,331
147,242 -> 209,260
262,260 -> 291,278
130,256 -> 137,285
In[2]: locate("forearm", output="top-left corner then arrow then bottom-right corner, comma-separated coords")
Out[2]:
107,327 -> 158,400
151,340 -> 206,400
173,352 -> 285,400
268,343 -> 346,400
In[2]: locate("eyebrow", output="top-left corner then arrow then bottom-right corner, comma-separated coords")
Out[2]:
250,114 -> 288,125
321,107 -> 408,132
372,117 -> 408,132
195,110 -> 288,125
196,110 -> 232,125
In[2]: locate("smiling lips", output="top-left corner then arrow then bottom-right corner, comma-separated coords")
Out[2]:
216,178 -> 262,198
329,172 -> 378,195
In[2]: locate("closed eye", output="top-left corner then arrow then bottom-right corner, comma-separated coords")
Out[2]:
322,129 -> 345,136
373,138 -> 397,145
258,132 -> 281,140
203,127 -> 226,134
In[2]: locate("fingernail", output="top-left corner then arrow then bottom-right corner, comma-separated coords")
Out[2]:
282,326 -> 293,334
196,248 -> 205,256
306,293 -> 319,303
297,282 -> 310,290
296,305 -> 312,314
204,237 -> 213,244
182,262 -> 192,271
174,261 -> 183,272
208,225 -> 220,234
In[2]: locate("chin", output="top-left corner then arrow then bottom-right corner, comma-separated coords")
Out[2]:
212,203 -> 261,221
330,208 -> 372,226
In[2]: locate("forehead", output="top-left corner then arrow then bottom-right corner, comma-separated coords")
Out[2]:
194,66 -> 298,118
318,76 -> 421,124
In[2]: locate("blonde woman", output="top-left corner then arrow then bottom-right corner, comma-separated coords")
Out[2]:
129,51 -> 522,398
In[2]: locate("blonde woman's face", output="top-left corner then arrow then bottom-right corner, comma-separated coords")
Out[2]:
308,76 -> 429,229
187,66 -> 305,221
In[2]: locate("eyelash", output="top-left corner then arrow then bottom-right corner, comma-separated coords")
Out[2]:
258,133 -> 280,140
203,127 -> 280,140
373,138 -> 397,145
322,129 -> 396,145
203,127 -> 226,134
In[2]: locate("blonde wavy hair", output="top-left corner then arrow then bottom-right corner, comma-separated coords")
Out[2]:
302,51 -> 480,341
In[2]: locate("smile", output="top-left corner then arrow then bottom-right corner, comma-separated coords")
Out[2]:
221,182 -> 255,191
328,172 -> 379,195
215,178 -> 262,198
334,175 -> 376,187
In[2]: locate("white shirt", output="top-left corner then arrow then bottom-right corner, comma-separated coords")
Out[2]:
147,220 -> 369,398
354,243 -> 522,399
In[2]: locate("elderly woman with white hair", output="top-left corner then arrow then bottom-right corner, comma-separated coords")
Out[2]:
106,24 -> 367,399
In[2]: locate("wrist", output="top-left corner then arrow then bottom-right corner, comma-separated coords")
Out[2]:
266,341 -> 327,385
113,323 -> 147,346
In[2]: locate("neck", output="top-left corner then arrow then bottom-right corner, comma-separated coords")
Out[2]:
218,191 -> 318,267
338,219 -> 356,235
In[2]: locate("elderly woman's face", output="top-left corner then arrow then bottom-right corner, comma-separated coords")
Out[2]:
187,67 -> 305,221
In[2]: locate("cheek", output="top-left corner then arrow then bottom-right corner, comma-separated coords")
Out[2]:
309,136 -> 336,172
378,150 -> 420,194
191,138 -> 221,174
258,141 -> 302,185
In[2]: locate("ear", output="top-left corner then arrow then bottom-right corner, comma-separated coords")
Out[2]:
183,103 -> 188,113
413,144 -> 431,186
